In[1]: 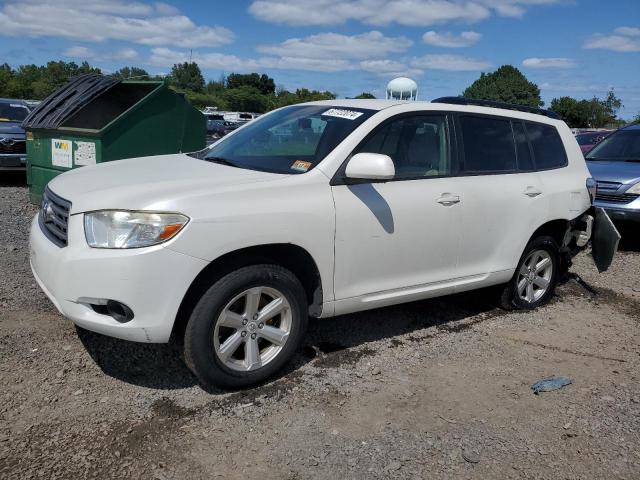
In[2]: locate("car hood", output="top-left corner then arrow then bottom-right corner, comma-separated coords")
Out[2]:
48,153 -> 288,214
0,121 -> 25,137
587,160 -> 640,186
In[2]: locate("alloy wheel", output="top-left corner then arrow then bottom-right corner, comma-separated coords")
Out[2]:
213,286 -> 292,371
517,249 -> 553,303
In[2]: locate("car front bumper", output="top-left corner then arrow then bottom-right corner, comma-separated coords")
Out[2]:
0,153 -> 26,170
29,214 -> 208,343
593,199 -> 640,223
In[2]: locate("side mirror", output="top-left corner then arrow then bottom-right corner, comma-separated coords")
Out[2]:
345,153 -> 395,182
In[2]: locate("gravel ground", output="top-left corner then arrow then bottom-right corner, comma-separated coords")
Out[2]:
1,174 -> 639,479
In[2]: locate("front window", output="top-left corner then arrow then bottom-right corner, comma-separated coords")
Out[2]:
586,129 -> 640,162
356,114 -> 451,179
197,105 -> 375,174
0,102 -> 30,122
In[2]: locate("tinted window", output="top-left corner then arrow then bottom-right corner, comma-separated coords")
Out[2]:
526,122 -> 567,170
513,121 -> 534,171
356,115 -> 450,179
586,129 -> 640,161
0,102 -> 30,122
459,116 -> 516,173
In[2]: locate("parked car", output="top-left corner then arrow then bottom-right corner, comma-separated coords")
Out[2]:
207,119 -> 239,138
0,98 -> 30,171
30,98 -> 617,389
575,130 -> 610,155
586,123 -> 640,224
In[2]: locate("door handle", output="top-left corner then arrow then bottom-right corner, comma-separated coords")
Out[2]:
523,186 -> 542,197
437,194 -> 460,206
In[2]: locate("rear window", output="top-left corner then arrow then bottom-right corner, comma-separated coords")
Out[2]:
526,123 -> 567,170
459,115 -> 516,173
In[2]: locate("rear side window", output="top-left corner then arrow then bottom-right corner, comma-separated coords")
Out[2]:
525,122 -> 567,170
459,115 -> 516,173
513,121 -> 534,171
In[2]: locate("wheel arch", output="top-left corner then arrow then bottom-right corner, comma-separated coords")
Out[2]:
170,243 -> 323,342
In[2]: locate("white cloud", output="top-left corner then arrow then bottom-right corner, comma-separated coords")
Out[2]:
148,48 -> 353,73
584,26 -> 640,52
257,31 -> 412,60
411,54 -> 491,71
359,60 -> 424,78
64,46 -> 94,57
64,45 -> 139,61
614,26 -> 640,37
248,0 -> 567,27
0,0 -> 234,48
422,31 -> 481,47
522,57 -> 576,68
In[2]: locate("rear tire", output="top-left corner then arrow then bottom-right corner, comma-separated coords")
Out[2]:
498,236 -> 560,310
184,264 -> 308,389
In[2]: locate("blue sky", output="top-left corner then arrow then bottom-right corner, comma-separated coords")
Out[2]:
1,0 -> 639,117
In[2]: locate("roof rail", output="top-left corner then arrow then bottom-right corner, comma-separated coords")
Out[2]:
431,96 -> 561,120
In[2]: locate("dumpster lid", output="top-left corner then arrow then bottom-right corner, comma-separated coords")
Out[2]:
22,74 -> 120,130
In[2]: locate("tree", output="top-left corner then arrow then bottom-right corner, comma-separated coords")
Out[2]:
113,66 -> 150,79
226,73 -> 275,95
463,65 -> 543,107
354,92 -> 376,99
550,89 -> 623,128
223,86 -> 271,113
170,62 -> 205,92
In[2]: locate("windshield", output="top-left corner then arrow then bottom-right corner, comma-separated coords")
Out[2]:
0,102 -> 30,122
576,133 -> 601,145
197,105 -> 375,174
586,129 -> 640,162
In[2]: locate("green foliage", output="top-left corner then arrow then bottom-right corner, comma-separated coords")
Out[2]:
169,62 -> 205,92
226,73 -> 275,95
550,89 -> 624,128
354,92 -> 376,99
0,60 -> 337,115
0,61 -> 101,100
113,66 -> 151,80
463,65 -> 543,107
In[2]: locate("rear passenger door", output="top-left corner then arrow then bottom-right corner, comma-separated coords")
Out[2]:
453,114 -> 549,280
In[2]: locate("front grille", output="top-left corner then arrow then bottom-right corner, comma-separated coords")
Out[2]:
0,139 -> 25,154
39,188 -> 71,247
595,192 -> 640,204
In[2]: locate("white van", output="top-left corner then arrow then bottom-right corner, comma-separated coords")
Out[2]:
30,98 -> 618,388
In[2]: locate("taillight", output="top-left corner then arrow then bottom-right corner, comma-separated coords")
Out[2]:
586,177 -> 597,203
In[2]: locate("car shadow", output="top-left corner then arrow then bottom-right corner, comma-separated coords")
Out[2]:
76,288 -> 502,392
616,224 -> 640,252
0,171 -> 27,187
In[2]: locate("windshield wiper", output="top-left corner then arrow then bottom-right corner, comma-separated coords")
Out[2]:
206,156 -> 239,168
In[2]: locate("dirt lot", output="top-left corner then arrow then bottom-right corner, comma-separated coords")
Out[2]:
1,173 -> 639,479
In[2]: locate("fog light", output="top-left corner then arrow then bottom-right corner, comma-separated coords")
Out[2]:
106,300 -> 135,323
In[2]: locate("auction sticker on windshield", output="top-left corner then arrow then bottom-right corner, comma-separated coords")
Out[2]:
322,109 -> 364,120
291,160 -> 312,172
51,139 -> 72,168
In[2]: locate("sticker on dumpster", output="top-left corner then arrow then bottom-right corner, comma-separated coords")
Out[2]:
51,139 -> 72,168
74,141 -> 96,166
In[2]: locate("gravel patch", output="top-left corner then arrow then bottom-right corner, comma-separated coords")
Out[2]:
1,180 -> 639,479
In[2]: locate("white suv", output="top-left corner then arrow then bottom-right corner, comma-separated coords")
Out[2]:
30,98 -> 615,388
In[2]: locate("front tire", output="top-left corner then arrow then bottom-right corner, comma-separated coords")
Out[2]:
499,236 -> 560,310
184,264 -> 308,389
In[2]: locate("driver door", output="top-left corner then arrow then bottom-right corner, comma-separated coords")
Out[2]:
331,113 -> 462,315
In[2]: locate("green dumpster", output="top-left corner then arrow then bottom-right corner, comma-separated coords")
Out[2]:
24,74 -> 206,203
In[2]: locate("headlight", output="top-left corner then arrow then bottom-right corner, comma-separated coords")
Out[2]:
84,211 -> 189,249
627,182 -> 640,195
